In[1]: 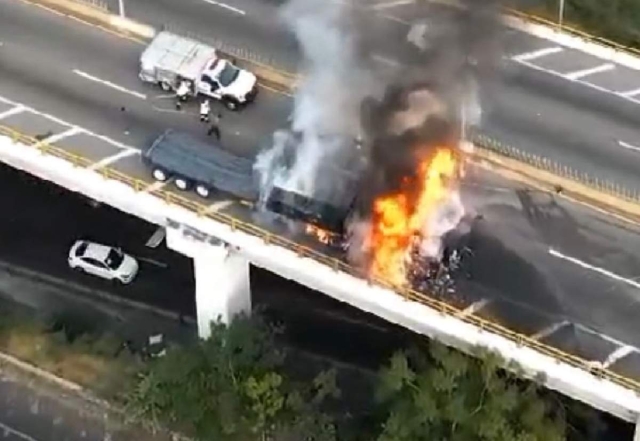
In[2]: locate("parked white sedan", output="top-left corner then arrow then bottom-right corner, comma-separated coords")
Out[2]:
68,240 -> 139,284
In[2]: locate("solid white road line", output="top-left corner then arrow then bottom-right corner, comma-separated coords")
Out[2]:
457,298 -> 492,317
0,421 -> 39,441
72,69 -> 147,100
602,345 -> 635,368
0,105 -> 26,120
33,127 -> 84,147
88,149 -> 139,171
201,0 -> 246,15
619,87 -> 640,97
145,226 -> 166,248
373,0 -> 414,10
511,46 -> 563,62
618,140 -> 640,153
564,63 -> 615,80
531,320 -> 569,340
549,248 -> 640,290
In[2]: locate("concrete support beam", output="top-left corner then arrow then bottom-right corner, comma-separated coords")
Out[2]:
166,223 -> 251,338
635,415 -> 640,441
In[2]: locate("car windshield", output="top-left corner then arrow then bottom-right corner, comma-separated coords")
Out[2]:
218,63 -> 240,87
105,248 -> 124,270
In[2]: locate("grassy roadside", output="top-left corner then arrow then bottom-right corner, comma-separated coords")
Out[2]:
0,306 -> 141,399
525,0 -> 640,49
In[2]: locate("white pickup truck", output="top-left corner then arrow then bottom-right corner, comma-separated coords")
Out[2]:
139,31 -> 258,110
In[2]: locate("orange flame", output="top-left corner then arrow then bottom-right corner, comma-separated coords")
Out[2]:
369,148 -> 458,286
306,224 -> 332,245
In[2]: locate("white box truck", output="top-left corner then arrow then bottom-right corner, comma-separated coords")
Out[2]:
139,31 -> 258,110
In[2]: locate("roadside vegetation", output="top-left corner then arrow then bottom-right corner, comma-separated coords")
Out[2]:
124,313 -> 572,441
531,0 -> 640,48
0,307 -> 139,396
0,306 -> 613,440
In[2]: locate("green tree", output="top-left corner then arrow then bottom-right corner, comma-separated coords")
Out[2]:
374,342 -> 567,441
125,313 -> 338,441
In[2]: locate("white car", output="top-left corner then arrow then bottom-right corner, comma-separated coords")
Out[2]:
68,240 -> 139,284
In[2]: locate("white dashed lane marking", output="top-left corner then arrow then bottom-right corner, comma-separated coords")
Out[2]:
33,127 -> 84,147
512,46 -> 563,62
549,248 -> 640,290
373,0 -> 415,10
618,140 -> 640,153
88,149 -> 139,171
0,420 -> 39,441
201,0 -> 246,15
603,346 -> 636,368
564,63 -> 615,80
619,87 -> 640,98
0,93 -> 137,151
530,320 -> 569,340
0,105 -> 26,120
513,58 -> 640,106
72,69 -> 147,100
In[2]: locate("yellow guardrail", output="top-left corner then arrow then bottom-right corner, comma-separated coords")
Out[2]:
3,123 -> 640,394
472,133 -> 640,205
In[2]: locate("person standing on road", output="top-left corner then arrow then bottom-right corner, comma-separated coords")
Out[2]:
207,113 -> 222,140
175,80 -> 190,110
199,99 -> 211,123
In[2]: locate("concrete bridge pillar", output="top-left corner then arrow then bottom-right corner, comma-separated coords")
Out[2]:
166,222 -> 251,339
635,416 -> 640,441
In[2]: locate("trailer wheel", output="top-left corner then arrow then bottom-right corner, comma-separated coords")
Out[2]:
152,168 -> 169,182
195,184 -> 210,198
174,178 -> 190,191
159,81 -> 172,91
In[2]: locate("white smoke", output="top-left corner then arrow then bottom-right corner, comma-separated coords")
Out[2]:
255,0 -> 379,203
419,189 -> 465,260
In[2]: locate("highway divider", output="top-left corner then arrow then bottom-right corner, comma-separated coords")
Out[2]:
471,135 -> 640,223
2,122 -> 640,404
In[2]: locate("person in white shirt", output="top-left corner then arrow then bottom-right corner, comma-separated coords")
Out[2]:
175,80 -> 190,110
199,99 -> 211,122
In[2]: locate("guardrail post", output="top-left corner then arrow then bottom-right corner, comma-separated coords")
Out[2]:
264,234 -> 270,245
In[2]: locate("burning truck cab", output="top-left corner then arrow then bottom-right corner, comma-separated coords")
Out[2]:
265,187 -> 355,249
258,130 -> 369,251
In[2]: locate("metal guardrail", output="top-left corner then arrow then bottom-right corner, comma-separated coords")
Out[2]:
69,0 -> 109,12
3,123 -> 640,394
473,133 -> 640,204
159,24 -> 299,79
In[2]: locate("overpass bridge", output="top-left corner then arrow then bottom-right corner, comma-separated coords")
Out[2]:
2,112 -> 640,432
4,0 -> 640,434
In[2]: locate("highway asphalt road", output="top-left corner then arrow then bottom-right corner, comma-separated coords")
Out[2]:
0,365 -> 157,441
93,0 -> 640,190
4,0 -> 640,383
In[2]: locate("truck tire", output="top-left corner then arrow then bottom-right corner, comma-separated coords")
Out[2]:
195,184 -> 210,198
152,168 -> 169,182
223,97 -> 239,111
174,178 -> 190,191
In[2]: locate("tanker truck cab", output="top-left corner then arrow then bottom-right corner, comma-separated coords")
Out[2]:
198,58 -> 257,110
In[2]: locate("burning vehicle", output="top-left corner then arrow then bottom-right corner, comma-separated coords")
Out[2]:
256,130 -> 369,251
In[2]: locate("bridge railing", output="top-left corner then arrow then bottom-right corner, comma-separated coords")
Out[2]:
3,124 -> 640,394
